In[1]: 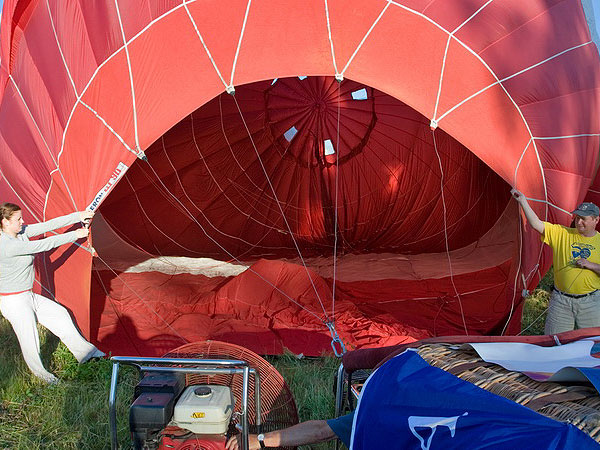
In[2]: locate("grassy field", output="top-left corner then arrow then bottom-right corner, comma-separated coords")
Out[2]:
0,283 -> 551,449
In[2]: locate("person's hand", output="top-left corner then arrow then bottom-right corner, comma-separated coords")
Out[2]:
79,210 -> 94,225
225,434 -> 261,450
75,228 -> 90,239
575,258 -> 593,269
510,188 -> 526,204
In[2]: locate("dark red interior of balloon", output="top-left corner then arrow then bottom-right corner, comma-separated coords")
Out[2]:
92,77 -> 513,356
101,76 -> 510,258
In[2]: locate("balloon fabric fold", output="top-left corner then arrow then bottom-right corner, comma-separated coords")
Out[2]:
0,0 -> 599,355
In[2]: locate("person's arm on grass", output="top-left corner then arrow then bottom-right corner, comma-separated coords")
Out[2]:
511,188 -> 545,235
225,420 -> 336,449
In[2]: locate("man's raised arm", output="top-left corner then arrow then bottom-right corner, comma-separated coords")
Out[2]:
511,188 -> 545,235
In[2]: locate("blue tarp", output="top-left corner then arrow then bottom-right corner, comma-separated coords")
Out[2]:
350,350 -> 599,449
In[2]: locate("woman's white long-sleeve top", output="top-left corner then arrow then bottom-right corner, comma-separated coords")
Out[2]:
0,212 -> 81,293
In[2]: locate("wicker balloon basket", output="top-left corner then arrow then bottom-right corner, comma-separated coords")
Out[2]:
414,343 -> 600,442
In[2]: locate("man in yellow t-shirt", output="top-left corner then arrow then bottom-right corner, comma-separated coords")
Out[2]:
512,189 -> 600,334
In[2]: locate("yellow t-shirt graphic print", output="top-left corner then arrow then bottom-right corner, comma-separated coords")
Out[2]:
542,222 -> 600,294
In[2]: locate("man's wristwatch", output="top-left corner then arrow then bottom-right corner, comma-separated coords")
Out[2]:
257,433 -> 266,449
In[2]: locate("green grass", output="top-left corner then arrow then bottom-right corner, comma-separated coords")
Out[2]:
0,273 -> 552,449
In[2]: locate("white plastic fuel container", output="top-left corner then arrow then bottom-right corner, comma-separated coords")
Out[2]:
172,385 -> 235,434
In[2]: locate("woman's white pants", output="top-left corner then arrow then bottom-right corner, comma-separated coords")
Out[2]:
0,291 -> 97,382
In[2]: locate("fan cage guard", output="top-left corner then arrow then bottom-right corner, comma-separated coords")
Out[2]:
163,340 -> 299,441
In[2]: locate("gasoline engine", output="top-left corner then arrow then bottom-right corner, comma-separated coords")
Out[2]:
109,341 -> 299,450
129,372 -> 236,450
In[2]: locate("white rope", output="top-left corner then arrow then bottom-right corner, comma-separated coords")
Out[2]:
92,251 -> 190,343
452,0 -> 494,35
183,1 -> 229,90
9,75 -> 80,217
323,0 -> 341,77
114,0 -> 141,151
432,36 -> 451,125
138,155 -> 327,322
79,101 -> 137,155
230,0 -> 252,89
48,0 -> 178,216
534,133 -> 600,140
0,167 -> 42,222
387,1 -> 549,229
231,95 -> 330,319
161,134 -> 278,248
376,282 -> 508,304
432,129 -> 469,335
45,0 -> 78,97
331,80 -> 342,325
500,209 -> 523,335
512,138 -> 533,187
436,41 -> 593,124
190,112 -> 294,240
432,0 -> 493,123
123,174 -> 206,255
524,196 -> 572,216
340,1 -> 391,77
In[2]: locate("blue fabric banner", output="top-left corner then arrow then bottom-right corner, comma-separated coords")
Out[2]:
350,350 -> 599,450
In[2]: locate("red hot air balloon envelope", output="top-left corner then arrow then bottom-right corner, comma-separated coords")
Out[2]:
0,0 -> 599,356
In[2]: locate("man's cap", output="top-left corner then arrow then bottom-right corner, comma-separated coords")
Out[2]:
572,202 -> 600,217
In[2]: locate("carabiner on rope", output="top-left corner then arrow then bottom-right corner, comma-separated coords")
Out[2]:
326,321 -> 346,357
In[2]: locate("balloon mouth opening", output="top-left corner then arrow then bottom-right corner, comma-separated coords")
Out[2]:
100,75 -> 512,260
91,76 -> 515,355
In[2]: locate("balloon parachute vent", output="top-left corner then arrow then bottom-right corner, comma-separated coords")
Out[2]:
163,340 -> 299,433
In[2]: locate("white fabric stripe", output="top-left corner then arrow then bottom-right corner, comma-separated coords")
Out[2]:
183,1 -> 229,88
79,100 -> 136,154
432,0 -> 493,124
432,36 -> 451,123
501,212 -> 523,335
45,0 -> 78,97
232,95 -> 329,318
525,197 -> 571,216
324,0 -> 340,76
114,0 -> 141,151
230,0 -> 252,88
0,167 -> 42,221
534,133 -> 600,140
432,129 -> 469,335
513,138 -> 532,186
9,76 -> 57,165
340,1 -> 391,76
331,81 -> 341,323
48,2 -> 195,217
436,41 -> 593,123
9,75 -> 80,215
386,2 -> 547,224
451,0 -> 494,35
